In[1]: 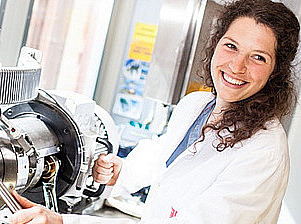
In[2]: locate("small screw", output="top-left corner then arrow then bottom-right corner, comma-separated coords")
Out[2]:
6,109 -> 13,116
63,128 -> 69,135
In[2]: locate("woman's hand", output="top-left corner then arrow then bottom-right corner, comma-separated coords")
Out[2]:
9,191 -> 63,224
92,154 -> 122,186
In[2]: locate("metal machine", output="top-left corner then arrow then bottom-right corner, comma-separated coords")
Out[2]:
0,47 -> 118,215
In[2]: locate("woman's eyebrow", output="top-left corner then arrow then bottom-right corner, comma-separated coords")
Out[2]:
222,36 -> 239,45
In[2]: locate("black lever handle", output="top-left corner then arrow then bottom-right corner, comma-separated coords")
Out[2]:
83,138 -> 113,197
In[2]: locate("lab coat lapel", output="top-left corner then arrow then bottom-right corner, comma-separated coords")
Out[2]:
165,93 -> 215,170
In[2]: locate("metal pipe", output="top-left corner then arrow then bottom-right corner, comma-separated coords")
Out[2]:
0,181 -> 22,213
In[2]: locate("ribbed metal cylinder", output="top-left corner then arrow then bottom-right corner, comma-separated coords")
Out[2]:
0,67 -> 41,104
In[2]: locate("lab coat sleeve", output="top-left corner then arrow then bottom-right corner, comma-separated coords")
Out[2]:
62,214 -> 101,224
110,135 -> 169,196
110,92 -> 209,196
176,147 -> 289,223
62,214 -> 137,224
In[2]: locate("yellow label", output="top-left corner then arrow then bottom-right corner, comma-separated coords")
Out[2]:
186,82 -> 212,95
129,23 -> 158,62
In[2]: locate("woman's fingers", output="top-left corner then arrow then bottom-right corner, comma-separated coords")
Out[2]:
92,154 -> 122,185
10,206 -> 42,224
92,164 -> 114,184
93,154 -> 113,184
11,191 -> 36,209
10,205 -> 63,224
96,154 -> 114,168
10,192 -> 63,224
93,163 -> 114,175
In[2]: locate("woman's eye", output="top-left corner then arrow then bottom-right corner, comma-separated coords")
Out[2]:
253,55 -> 266,63
225,43 -> 237,50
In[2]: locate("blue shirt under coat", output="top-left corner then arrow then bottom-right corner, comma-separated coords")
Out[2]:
166,98 -> 216,167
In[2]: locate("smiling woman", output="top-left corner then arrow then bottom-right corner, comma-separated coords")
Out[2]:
200,0 -> 300,151
211,17 -> 276,104
9,0 -> 301,223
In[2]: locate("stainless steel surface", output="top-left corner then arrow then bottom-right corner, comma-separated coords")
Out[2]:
144,0 -> 222,104
12,117 -> 59,151
0,181 -> 22,213
145,0 -> 201,104
0,67 -> 41,104
0,147 -> 17,186
0,46 -> 41,105
182,0 -> 222,95
4,116 -> 60,190
37,146 -> 61,158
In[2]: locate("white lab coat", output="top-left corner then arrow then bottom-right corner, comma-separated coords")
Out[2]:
63,91 -> 289,224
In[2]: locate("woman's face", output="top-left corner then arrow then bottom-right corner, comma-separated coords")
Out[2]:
210,17 -> 276,105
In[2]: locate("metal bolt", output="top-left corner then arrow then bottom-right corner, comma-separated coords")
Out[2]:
6,109 -> 13,116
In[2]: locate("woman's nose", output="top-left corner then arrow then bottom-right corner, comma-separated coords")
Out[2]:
229,54 -> 247,74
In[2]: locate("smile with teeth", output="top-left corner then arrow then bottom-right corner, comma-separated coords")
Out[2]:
222,72 -> 247,86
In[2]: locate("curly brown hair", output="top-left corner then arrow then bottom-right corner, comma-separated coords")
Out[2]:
199,0 -> 300,151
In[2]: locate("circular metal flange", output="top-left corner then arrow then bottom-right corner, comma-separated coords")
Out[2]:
3,99 -> 82,204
